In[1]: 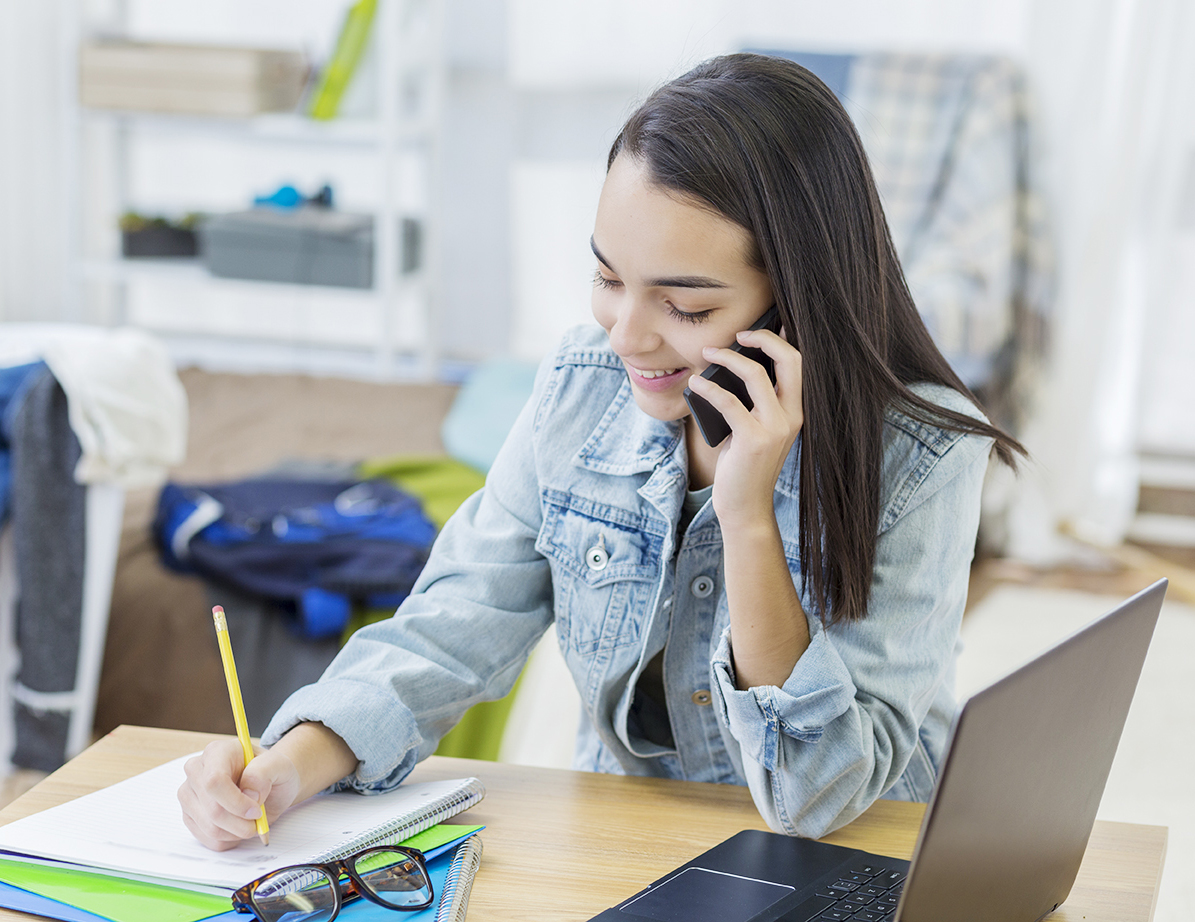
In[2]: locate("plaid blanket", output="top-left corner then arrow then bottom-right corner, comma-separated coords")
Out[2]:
845,54 -> 1053,427
765,50 -> 1054,429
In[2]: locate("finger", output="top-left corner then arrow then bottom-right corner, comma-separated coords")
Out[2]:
185,741 -> 264,821
700,345 -> 780,419
239,752 -> 295,822
687,369 -> 756,434
178,777 -> 260,848
734,329 -> 803,419
734,327 -> 800,379
180,802 -> 243,852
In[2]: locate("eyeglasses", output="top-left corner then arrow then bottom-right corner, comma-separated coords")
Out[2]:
232,845 -> 434,922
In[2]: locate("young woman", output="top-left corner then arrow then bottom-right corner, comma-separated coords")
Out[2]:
179,53 -> 1022,850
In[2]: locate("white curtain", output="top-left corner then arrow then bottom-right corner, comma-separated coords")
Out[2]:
1004,0 -> 1194,556
0,0 -> 74,324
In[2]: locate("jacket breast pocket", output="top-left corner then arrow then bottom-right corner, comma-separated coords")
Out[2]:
536,489 -> 663,655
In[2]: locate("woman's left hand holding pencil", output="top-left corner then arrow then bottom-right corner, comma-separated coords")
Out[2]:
178,722 -> 359,851
178,739 -> 300,851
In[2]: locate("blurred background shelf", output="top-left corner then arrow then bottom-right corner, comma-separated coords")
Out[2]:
80,108 -> 440,147
78,257 -> 415,296
79,257 -> 210,283
64,0 -> 446,380
81,110 -> 390,145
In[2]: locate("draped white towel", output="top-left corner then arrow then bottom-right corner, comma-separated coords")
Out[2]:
0,323 -> 187,488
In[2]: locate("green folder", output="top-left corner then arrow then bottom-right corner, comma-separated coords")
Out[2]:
0,858 -> 226,922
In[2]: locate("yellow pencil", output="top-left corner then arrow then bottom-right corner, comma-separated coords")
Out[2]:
212,605 -> 270,846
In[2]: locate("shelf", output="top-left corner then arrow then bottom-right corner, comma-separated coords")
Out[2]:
78,258 -> 406,298
68,0 -> 444,378
81,108 -> 438,147
146,329 -> 438,382
80,109 -> 403,146
80,257 -> 208,281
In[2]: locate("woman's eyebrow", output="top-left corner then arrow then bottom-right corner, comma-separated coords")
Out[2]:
590,236 -> 729,290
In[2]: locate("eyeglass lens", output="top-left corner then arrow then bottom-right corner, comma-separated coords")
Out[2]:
251,850 -> 432,922
252,867 -> 339,922
351,848 -> 433,908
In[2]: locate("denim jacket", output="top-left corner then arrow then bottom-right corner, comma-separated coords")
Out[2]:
265,325 -> 992,838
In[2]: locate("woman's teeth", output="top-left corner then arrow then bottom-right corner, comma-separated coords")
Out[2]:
637,368 -> 679,378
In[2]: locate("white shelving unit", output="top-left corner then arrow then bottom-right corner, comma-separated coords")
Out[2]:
63,0 -> 446,381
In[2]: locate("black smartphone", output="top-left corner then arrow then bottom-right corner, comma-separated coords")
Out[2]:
683,305 -> 783,447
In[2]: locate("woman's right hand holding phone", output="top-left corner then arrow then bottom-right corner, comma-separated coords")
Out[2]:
684,327 -> 811,690
685,326 -> 804,532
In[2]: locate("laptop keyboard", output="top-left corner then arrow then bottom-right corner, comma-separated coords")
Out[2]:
809,863 -> 906,921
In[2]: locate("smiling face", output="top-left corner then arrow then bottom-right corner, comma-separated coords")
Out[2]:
591,154 -> 774,423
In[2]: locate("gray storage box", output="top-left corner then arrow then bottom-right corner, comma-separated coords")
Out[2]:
199,208 -> 374,288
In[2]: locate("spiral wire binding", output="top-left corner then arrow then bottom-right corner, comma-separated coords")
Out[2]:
308,778 -> 486,865
436,836 -> 483,922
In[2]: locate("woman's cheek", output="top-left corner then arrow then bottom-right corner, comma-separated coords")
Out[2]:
591,292 -> 615,332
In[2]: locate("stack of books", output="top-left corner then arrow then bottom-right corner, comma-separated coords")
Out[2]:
79,42 -> 309,117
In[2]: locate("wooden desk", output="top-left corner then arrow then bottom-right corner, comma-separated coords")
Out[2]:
0,726 -> 1168,922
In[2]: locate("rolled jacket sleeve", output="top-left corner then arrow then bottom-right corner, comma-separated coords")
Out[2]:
708,424 -> 992,838
713,619 -> 858,761
263,357 -> 559,792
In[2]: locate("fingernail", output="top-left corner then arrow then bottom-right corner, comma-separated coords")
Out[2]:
702,346 -> 716,356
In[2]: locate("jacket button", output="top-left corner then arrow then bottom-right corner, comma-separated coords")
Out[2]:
690,575 -> 714,598
691,689 -> 712,706
585,545 -> 609,570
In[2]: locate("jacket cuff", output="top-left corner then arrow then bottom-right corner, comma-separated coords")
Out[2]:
263,677 -> 422,794
711,622 -> 857,771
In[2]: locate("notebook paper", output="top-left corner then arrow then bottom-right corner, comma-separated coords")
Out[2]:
0,754 -> 484,891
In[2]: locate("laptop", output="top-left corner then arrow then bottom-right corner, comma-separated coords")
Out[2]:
588,579 -> 1167,922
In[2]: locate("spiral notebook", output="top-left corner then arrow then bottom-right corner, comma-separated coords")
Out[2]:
436,835 -> 483,922
0,754 -> 485,892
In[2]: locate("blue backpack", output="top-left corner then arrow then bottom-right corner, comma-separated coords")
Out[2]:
154,477 -> 437,639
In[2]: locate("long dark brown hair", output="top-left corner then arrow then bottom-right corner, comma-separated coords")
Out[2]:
609,53 -> 1024,624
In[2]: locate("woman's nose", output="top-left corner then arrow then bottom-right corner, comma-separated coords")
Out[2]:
607,298 -> 660,357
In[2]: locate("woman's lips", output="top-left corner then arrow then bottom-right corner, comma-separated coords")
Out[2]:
626,364 -> 689,392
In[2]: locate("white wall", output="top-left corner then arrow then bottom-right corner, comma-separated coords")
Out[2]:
509,0 -> 1031,90
0,2 -> 71,322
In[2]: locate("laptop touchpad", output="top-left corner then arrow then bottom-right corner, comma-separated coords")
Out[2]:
619,867 -> 794,922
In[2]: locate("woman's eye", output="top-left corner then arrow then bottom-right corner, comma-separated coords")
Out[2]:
593,271 -> 622,290
666,302 -> 712,324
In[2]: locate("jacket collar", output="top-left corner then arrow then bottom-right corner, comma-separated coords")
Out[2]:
573,373 -> 803,502
574,377 -> 683,476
